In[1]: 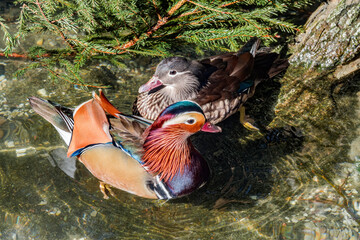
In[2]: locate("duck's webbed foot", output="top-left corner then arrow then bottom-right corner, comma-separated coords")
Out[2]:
239,106 -> 259,131
99,182 -> 115,199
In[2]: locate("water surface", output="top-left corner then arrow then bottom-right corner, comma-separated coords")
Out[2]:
0,55 -> 359,239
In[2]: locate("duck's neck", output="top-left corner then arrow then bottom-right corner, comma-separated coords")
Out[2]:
137,83 -> 199,120
162,80 -> 199,102
142,127 -> 194,182
137,91 -> 174,120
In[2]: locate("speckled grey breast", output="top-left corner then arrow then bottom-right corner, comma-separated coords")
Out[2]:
136,91 -> 174,120
136,88 -> 253,124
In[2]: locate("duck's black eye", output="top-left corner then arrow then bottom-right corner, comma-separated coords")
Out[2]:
169,70 -> 177,76
185,118 -> 196,125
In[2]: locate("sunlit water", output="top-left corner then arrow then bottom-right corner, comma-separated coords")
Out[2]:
0,54 -> 359,239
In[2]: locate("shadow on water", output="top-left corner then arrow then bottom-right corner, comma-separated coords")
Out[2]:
172,76 -> 305,210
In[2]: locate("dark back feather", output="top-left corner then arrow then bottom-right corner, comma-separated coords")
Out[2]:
194,52 -> 254,106
109,116 -> 148,155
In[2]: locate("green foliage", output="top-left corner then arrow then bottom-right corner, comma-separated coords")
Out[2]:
2,0 -> 314,86
0,17 -> 16,56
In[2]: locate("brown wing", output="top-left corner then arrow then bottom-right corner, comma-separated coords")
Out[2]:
109,115 -> 148,153
194,52 -> 254,106
193,45 -> 288,124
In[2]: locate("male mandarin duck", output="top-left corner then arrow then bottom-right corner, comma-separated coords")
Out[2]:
133,37 -> 289,130
28,90 -> 221,200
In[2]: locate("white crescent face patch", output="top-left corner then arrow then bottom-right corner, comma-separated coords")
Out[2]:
161,112 -> 204,128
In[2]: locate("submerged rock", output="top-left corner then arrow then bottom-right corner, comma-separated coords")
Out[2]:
272,0 -> 360,128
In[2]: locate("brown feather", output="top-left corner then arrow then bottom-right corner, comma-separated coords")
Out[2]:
109,116 -> 147,152
134,38 -> 289,124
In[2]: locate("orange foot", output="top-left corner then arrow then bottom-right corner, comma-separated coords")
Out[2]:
239,106 -> 259,131
99,182 -> 115,199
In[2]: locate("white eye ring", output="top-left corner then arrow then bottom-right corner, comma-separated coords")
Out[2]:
185,118 -> 196,125
169,70 -> 177,76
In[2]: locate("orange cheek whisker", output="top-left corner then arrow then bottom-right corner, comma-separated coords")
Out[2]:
142,127 -> 192,182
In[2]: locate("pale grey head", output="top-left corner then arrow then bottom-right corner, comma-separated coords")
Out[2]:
138,57 -> 207,101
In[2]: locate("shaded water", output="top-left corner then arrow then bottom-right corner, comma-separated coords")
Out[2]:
0,53 -> 359,239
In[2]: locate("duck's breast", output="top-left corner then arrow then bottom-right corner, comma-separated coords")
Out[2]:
79,144 -> 157,199
165,151 -> 210,198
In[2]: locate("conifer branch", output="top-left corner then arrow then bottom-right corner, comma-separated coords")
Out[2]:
124,4 -> 150,28
168,0 -> 188,15
51,14 -> 74,24
0,0 -> 312,85
34,0 -> 74,50
0,52 -> 27,58
115,0 -> 188,50
0,52 -> 51,59
47,67 -> 107,88
151,0 -> 162,20
178,9 -> 201,18
187,1 -> 233,14
220,0 -> 245,8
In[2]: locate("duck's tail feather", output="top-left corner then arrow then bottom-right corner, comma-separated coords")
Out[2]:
94,90 -> 153,126
93,90 -> 121,118
251,52 -> 289,81
267,58 -> 290,78
237,37 -> 289,80
28,97 -> 74,145
237,37 -> 261,57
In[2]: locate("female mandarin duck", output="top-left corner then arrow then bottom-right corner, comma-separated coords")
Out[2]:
133,38 -> 289,130
28,90 -> 221,200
